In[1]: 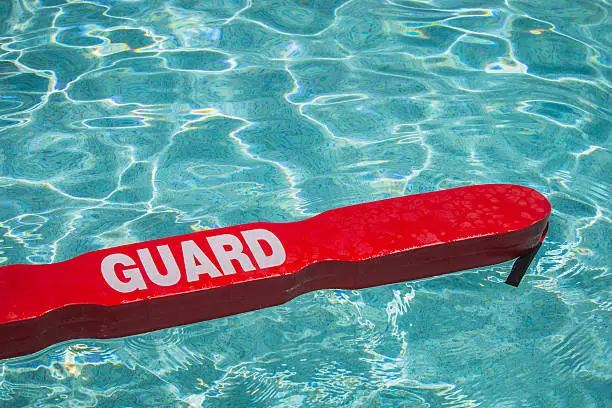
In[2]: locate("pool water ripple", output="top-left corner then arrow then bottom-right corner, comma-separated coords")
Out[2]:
0,0 -> 610,406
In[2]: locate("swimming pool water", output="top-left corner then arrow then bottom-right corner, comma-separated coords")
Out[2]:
0,0 -> 610,406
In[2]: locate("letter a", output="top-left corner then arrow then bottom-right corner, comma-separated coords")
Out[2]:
182,240 -> 222,282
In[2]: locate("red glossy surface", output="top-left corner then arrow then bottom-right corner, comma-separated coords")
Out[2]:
0,184 -> 550,359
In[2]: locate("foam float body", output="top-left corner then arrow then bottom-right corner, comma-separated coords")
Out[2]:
0,184 -> 551,359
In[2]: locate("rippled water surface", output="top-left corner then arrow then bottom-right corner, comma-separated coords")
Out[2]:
0,0 -> 610,406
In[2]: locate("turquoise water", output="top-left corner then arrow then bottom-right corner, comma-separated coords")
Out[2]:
0,0 -> 610,406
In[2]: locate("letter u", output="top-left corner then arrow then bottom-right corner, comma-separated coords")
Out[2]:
137,245 -> 181,286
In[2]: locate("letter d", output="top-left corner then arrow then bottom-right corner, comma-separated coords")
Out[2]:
241,229 -> 286,269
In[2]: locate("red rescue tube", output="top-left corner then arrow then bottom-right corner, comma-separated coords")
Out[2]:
0,184 -> 550,359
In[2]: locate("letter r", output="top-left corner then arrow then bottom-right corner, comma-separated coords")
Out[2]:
207,234 -> 255,275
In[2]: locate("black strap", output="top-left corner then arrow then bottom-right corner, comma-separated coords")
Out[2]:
505,242 -> 542,287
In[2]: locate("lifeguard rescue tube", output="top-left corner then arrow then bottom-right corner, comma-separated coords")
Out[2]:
0,184 -> 550,359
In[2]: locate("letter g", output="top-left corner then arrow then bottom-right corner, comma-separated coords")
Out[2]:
101,253 -> 147,293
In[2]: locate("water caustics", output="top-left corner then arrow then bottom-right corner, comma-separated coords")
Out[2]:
0,0 -> 610,407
